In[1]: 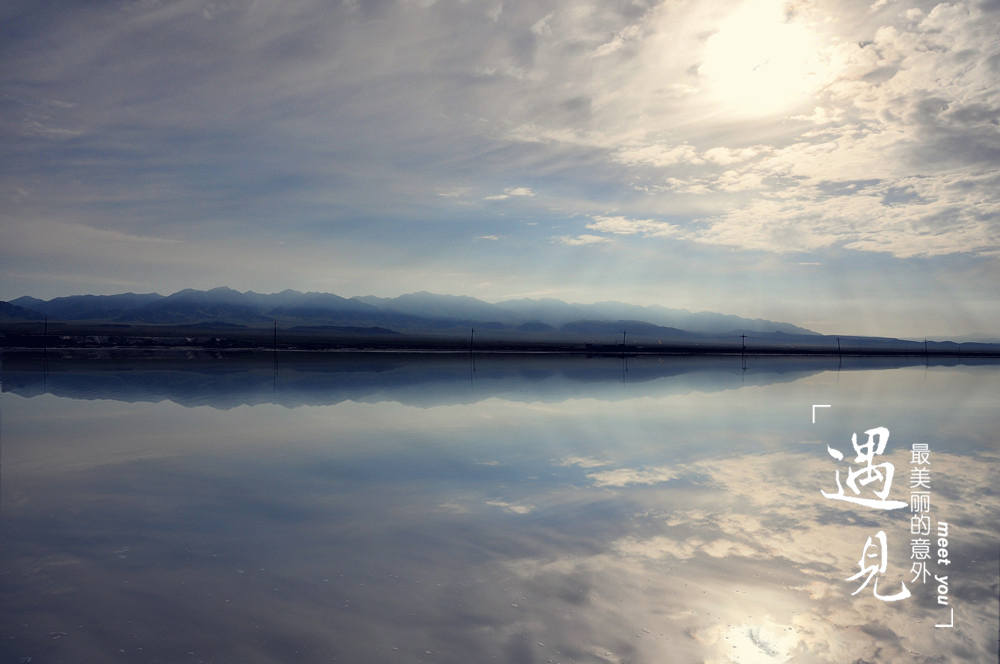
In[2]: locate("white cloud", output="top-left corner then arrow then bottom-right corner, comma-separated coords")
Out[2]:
612,534 -> 760,560
552,234 -> 612,246
585,464 -> 678,488
586,215 -> 682,238
484,187 -> 536,201
693,166 -> 1000,258
436,187 -> 470,198
702,146 -> 765,166
558,455 -> 608,468
530,12 -> 554,37
664,177 -> 712,195
613,144 -> 701,168
594,23 -> 642,57
791,106 -> 844,125
485,499 -> 534,514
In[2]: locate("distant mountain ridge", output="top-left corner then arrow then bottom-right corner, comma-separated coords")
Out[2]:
5,287 -> 816,338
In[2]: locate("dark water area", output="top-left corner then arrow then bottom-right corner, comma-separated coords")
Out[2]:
1,351 -> 998,663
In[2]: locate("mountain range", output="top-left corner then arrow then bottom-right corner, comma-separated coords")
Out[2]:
3,287 -> 817,340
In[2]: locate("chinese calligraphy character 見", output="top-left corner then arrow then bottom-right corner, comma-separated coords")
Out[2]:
847,530 -> 911,601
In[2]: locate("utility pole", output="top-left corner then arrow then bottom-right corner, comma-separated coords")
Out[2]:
272,320 -> 278,389
837,336 -> 841,357
468,328 -> 476,384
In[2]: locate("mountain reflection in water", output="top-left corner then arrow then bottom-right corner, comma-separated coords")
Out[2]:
1,351 -> 998,663
4,350 -> 993,409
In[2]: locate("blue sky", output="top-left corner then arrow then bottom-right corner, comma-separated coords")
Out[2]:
1,0 -> 998,338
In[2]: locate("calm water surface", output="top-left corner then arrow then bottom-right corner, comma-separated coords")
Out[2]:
1,352 -> 998,663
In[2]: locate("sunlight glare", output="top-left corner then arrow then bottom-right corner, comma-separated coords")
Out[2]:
700,0 -> 824,117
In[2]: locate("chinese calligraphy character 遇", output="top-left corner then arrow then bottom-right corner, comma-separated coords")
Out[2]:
821,427 -> 907,510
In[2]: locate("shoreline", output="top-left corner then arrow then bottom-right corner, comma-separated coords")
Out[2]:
3,342 -> 999,359
3,322 -> 998,358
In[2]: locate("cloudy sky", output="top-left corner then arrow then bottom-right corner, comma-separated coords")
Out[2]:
2,0 -> 998,337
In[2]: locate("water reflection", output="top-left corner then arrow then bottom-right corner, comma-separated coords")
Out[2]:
6,350 -> 992,409
1,352 -> 998,663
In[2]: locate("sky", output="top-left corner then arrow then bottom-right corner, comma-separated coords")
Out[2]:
1,0 -> 999,338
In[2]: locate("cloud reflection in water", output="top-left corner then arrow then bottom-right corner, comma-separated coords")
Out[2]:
0,354 -> 996,662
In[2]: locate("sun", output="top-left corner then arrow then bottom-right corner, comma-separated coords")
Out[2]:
700,0 -> 826,117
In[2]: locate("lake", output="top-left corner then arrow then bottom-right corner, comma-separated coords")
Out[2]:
2,351 -> 998,663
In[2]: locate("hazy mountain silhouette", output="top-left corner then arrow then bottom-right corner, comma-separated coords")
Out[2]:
6,287 -> 817,338
10,292 -> 163,320
560,320 -> 700,339
0,301 -> 40,320
496,297 -> 811,336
